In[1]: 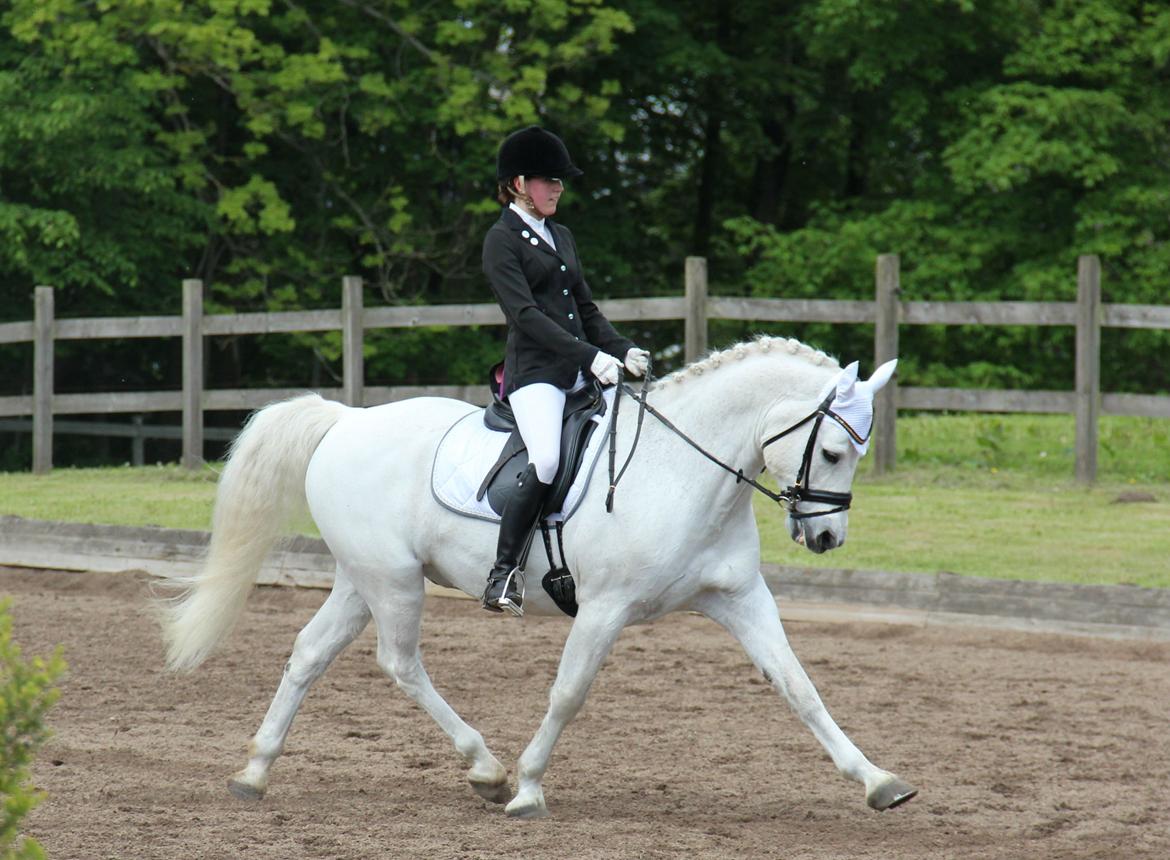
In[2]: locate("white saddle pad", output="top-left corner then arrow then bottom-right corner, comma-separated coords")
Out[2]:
430,387 -> 616,523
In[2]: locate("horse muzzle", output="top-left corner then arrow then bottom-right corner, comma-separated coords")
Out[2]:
788,515 -> 845,554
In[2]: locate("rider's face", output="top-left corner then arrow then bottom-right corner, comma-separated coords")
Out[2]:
520,176 -> 563,218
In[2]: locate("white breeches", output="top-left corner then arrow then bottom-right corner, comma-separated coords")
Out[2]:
508,372 -> 585,483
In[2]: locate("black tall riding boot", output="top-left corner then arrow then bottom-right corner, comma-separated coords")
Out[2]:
482,464 -> 550,616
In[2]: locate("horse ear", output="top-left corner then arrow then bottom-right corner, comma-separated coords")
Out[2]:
836,360 -> 859,395
820,361 -> 859,400
863,359 -> 898,395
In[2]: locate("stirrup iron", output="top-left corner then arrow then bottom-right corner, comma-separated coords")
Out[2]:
483,566 -> 526,617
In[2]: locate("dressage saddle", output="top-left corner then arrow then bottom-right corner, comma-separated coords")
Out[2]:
476,365 -> 607,519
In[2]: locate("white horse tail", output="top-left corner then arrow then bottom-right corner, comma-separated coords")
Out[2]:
162,393 -> 348,672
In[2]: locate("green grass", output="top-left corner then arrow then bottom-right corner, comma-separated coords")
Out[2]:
758,475 -> 1170,588
0,464 -> 221,530
758,413 -> 1170,588
1,414 -> 1168,588
894,412 -> 1170,483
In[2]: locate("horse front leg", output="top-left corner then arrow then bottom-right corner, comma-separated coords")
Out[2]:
507,605 -> 627,819
697,575 -> 918,811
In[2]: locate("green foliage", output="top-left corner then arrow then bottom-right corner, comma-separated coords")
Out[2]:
0,600 -> 64,860
944,84 -> 1133,193
4,0 -> 1170,462
723,0 -> 1170,394
0,0 -> 636,406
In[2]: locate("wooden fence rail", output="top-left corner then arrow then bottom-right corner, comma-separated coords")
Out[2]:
3,254 -> 1169,480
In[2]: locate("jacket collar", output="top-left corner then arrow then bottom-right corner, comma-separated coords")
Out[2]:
508,201 -> 550,237
500,206 -> 566,262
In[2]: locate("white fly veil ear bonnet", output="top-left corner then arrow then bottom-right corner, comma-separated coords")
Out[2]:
817,360 -> 898,455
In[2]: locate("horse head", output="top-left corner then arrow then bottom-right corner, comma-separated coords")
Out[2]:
761,358 -> 897,555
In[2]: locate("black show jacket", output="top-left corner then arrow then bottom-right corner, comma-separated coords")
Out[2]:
483,207 -> 634,396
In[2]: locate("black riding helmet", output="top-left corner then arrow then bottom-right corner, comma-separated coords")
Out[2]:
496,126 -> 583,181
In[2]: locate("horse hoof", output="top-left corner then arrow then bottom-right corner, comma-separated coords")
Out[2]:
505,790 -> 549,819
228,774 -> 267,802
467,758 -> 510,804
867,776 -> 918,811
469,775 -> 512,805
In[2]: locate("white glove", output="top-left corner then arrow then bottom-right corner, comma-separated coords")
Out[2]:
624,347 -> 650,378
590,351 -> 622,386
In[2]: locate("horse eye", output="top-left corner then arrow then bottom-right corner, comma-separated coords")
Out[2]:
822,450 -> 841,465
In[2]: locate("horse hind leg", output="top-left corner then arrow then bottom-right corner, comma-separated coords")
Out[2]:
364,565 -> 511,805
507,605 -> 627,819
228,573 -> 371,801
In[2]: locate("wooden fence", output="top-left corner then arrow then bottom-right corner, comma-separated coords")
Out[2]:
3,253 -> 1169,481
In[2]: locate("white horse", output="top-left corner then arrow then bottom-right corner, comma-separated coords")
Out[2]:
162,335 -> 917,819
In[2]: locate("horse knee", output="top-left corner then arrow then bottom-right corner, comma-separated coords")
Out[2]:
548,683 -> 587,720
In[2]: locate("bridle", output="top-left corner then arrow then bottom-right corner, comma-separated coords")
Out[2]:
606,367 -> 869,521
759,389 -> 868,519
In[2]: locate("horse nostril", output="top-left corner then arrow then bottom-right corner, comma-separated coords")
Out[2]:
817,530 -> 835,552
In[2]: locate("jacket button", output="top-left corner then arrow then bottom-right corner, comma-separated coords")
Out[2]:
568,313 -> 574,320
562,289 -> 569,295
530,237 -> 539,246
560,264 -> 567,271
521,230 -> 530,239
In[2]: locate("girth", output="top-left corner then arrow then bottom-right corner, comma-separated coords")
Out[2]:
476,381 -> 607,517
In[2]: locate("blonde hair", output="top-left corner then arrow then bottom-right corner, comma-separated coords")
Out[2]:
495,176 -> 534,208
495,180 -> 514,206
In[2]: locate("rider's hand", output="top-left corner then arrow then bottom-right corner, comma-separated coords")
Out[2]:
624,347 -> 650,378
590,351 -> 622,386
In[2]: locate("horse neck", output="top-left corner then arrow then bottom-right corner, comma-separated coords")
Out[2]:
645,348 -> 838,475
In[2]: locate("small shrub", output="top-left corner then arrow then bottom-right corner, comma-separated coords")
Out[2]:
1,599 -> 65,860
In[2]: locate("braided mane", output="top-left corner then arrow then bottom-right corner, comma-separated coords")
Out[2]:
653,335 -> 839,389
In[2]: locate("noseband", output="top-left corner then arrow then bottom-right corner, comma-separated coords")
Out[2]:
606,371 -> 869,521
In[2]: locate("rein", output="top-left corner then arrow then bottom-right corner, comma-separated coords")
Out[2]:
605,365 -> 651,513
606,365 -> 860,520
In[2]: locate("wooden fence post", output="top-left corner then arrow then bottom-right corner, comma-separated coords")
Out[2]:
685,256 -> 708,364
342,275 -> 364,407
873,254 -> 900,474
1075,255 -> 1101,483
181,279 -> 204,470
32,286 -> 54,474
131,415 -> 145,467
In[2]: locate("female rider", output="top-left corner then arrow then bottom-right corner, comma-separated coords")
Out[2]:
481,126 -> 649,616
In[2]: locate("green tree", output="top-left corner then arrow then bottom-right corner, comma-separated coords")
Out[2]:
4,1 -> 1170,467
724,0 -> 1170,392
0,0 -> 211,314
0,0 -> 635,405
